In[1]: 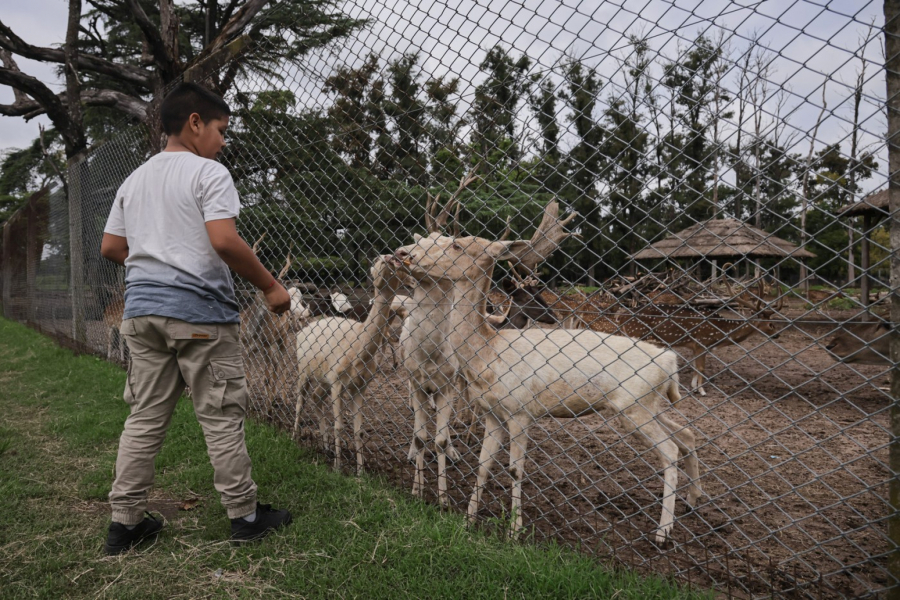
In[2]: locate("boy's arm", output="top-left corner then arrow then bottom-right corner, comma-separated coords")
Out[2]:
100,233 -> 129,266
205,218 -> 291,314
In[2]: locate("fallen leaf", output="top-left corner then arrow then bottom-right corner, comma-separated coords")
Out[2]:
179,497 -> 201,511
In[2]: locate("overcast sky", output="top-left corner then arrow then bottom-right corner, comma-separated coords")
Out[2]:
0,0 -> 888,194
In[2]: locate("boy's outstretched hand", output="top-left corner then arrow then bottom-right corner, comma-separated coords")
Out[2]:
205,218 -> 293,314
264,282 -> 291,314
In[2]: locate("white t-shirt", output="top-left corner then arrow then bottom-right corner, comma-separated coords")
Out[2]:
104,151 -> 242,323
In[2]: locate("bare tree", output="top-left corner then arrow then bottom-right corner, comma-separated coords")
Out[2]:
800,82 -> 829,296
0,0 -> 357,157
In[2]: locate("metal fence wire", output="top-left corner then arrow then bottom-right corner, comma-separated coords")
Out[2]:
1,0 -> 897,597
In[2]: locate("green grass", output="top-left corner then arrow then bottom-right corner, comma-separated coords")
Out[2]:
561,285 -> 600,296
0,316 -> 709,600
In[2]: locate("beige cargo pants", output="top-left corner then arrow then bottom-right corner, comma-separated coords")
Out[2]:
109,316 -> 257,525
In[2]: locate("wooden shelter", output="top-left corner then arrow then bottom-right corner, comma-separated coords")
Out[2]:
632,218 -> 814,263
837,189 -> 889,316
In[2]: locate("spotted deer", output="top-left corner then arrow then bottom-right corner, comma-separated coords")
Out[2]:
395,200 -> 702,545
612,284 -> 785,396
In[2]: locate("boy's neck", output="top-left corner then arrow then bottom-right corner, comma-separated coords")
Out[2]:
163,138 -> 199,155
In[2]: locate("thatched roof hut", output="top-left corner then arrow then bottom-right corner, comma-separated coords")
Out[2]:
836,189 -> 889,219
632,218 -> 815,260
836,189 -> 888,315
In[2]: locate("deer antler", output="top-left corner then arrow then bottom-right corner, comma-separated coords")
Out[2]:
499,215 -> 512,241
425,193 -> 440,233
510,200 -> 578,273
251,233 -> 266,255
733,279 -> 765,313
428,167 -> 480,234
276,246 -> 294,280
484,300 -> 513,326
508,262 -> 525,287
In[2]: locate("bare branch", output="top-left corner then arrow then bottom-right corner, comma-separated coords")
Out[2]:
0,18 -> 153,88
81,89 -> 149,121
0,65 -> 72,141
0,48 -> 30,107
199,0 -> 271,59
0,88 -> 149,122
122,0 -> 179,79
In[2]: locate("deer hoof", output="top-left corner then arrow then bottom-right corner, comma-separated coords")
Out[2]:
445,445 -> 461,462
654,527 -> 672,546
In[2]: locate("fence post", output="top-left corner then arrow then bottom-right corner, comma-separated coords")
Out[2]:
1,220 -> 10,318
887,1 -> 900,597
25,198 -> 38,325
67,152 -> 87,347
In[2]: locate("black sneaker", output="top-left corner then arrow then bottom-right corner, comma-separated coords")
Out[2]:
104,512 -> 164,556
230,503 -> 292,544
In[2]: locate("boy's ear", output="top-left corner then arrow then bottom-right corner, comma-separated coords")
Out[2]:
187,112 -> 203,133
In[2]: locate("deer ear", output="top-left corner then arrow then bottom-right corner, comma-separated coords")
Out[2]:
487,240 -> 530,260
413,233 -> 423,242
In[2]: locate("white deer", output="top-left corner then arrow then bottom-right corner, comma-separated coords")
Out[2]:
293,255 -> 407,474
399,172 -> 510,506
394,201 -> 703,544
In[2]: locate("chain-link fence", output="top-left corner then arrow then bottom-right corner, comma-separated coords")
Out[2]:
1,0 -> 897,597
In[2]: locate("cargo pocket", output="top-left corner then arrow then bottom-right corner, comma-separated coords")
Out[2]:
120,318 -> 137,336
208,356 -> 247,414
123,357 -> 137,406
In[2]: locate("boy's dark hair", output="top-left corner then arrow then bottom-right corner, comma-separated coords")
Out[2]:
160,83 -> 231,135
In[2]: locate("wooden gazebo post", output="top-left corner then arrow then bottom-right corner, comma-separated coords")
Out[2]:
837,189 -> 889,322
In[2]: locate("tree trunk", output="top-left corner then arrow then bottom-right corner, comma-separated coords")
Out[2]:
63,0 -> 86,158
861,213 -> 871,321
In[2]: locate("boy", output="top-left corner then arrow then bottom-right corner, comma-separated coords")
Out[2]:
100,82 -> 292,555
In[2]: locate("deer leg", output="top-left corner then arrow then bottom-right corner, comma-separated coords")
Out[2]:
317,387 -> 330,452
331,382 -> 344,471
657,414 -> 703,507
620,409 -> 679,544
689,350 -> 707,397
507,413 -> 532,536
107,327 -> 115,361
434,384 -> 460,508
455,376 -> 477,447
350,390 -> 365,476
467,411 -> 505,524
292,379 -> 306,441
408,382 -> 430,498
695,352 -> 707,397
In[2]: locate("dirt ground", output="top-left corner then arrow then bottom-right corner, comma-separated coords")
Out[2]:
245,301 -> 890,599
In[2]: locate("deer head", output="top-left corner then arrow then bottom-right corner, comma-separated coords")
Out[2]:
501,263 -> 558,326
369,254 -> 406,294
397,200 -> 577,287
825,321 -> 891,365
732,280 -> 785,338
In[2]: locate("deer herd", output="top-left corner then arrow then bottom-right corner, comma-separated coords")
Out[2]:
99,172 -> 891,545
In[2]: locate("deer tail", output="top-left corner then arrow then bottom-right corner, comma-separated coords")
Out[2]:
667,376 -> 683,406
